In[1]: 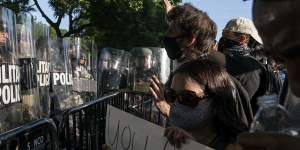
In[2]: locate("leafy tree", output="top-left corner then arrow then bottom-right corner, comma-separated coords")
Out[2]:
90,0 -> 181,50
2,0 -> 181,48
0,0 -> 35,15
33,0 -> 93,38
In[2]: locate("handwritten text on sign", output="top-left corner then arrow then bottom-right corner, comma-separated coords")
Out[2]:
105,105 -> 214,150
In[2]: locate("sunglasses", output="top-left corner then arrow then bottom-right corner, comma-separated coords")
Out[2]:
165,89 -> 208,108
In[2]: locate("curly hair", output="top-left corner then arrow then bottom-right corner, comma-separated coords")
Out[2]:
167,3 -> 217,57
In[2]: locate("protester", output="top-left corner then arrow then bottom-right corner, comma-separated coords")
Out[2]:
237,0 -> 300,149
150,59 -> 248,149
251,44 -> 283,91
159,0 -> 253,120
163,2 -> 217,64
218,17 -> 280,113
162,0 -> 217,99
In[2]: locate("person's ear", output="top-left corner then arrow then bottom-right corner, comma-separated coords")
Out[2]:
186,34 -> 197,48
239,34 -> 249,45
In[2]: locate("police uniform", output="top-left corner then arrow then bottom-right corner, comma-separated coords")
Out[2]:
74,65 -> 93,79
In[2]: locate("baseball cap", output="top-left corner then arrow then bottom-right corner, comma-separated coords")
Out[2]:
224,17 -> 263,44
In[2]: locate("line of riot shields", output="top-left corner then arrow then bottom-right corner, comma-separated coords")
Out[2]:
0,5 -> 173,147
97,47 -> 171,95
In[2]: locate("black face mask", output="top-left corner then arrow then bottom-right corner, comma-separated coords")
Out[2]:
164,36 -> 183,60
218,37 -> 240,53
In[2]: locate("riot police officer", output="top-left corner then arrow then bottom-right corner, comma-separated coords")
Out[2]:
73,53 -> 93,80
97,48 -> 127,96
131,47 -> 157,93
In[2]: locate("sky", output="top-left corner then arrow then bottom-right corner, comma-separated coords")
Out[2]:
31,0 -> 69,30
183,0 -> 253,39
32,0 -> 253,39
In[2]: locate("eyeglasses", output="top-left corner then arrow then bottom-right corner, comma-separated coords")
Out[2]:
165,89 -> 208,108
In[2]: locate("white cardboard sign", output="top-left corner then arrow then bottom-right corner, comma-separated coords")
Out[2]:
105,105 -> 214,150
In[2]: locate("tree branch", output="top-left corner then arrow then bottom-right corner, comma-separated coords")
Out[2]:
56,14 -> 64,25
33,0 -> 62,37
68,10 -> 74,32
33,0 -> 55,26
63,23 -> 92,37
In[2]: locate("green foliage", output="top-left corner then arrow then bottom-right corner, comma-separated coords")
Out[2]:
0,0 -> 35,14
2,0 -> 182,49
90,0 -> 181,50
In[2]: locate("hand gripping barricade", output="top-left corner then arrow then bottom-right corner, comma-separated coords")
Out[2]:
0,6 -> 23,134
17,13 -> 41,122
33,23 -> 51,117
72,37 -> 97,103
59,91 -> 162,150
97,48 -> 129,96
0,118 -> 58,150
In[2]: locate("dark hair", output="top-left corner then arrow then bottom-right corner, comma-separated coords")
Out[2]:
173,59 -> 248,142
167,3 -> 217,57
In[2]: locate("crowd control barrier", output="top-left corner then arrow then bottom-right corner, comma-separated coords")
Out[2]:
0,118 -> 58,150
59,91 -> 164,150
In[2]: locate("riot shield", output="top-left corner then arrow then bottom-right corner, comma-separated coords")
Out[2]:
150,47 -> 171,84
130,47 -> 171,92
90,41 -> 98,79
50,38 -> 77,114
129,47 -> 170,125
97,48 -> 126,96
72,37 -> 97,102
130,47 -> 155,93
120,51 -> 130,90
33,23 -> 50,117
17,13 -> 41,122
0,6 -> 23,133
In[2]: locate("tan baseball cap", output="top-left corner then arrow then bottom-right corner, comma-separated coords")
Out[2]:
224,17 -> 263,44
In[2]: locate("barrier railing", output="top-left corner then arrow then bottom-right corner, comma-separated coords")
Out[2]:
0,91 -> 164,150
59,91 -> 164,150
0,118 -> 58,150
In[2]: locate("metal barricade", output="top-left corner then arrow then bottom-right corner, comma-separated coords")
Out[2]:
59,91 -> 164,150
0,118 -> 58,150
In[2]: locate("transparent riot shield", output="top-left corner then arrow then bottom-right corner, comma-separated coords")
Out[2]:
72,37 -> 97,102
33,23 -> 50,117
97,48 -> 126,96
120,51 -> 130,90
0,6 -> 23,133
50,38 -> 77,115
130,47 -> 170,125
17,13 -> 41,122
130,47 -> 171,92
130,47 -> 156,93
150,47 -> 171,84
90,41 -> 98,79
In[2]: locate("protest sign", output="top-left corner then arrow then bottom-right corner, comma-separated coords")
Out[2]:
106,105 -> 214,150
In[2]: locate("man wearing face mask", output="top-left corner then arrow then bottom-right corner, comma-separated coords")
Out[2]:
150,0 -> 254,126
156,0 -> 253,121
237,0 -> 300,150
162,0 -> 218,101
163,5 -> 217,64
218,17 -> 280,113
